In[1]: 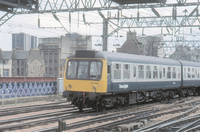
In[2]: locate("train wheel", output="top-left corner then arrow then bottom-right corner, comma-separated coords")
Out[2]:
78,100 -> 83,112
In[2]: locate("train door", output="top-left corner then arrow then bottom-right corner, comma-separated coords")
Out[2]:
132,63 -> 137,90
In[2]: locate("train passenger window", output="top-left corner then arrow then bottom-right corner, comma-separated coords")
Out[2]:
146,66 -> 151,79
66,61 -> 77,78
167,67 -> 171,79
188,68 -> 191,78
159,66 -> 162,79
153,66 -> 158,79
138,65 -> 144,79
172,67 -> 176,79
114,64 -> 121,80
123,64 -> 130,80
198,69 -> 200,78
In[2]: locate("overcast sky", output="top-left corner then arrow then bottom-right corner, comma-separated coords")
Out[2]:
0,0 -> 199,51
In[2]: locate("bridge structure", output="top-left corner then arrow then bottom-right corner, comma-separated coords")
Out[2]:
0,0 -> 200,52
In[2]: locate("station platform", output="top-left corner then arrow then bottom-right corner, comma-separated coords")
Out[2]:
0,94 -> 63,107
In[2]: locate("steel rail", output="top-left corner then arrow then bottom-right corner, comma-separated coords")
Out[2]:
0,108 -> 79,125
134,105 -> 200,132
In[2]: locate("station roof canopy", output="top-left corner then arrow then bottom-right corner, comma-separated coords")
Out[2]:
111,0 -> 162,5
0,0 -> 38,11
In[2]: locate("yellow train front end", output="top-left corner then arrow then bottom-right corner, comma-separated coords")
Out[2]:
63,57 -> 107,111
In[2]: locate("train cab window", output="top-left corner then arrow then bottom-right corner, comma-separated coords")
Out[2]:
66,60 -> 102,80
90,61 -> 102,80
167,67 -> 171,79
188,68 -> 191,78
138,65 -> 144,79
146,65 -> 151,79
78,61 -> 89,79
172,67 -> 176,79
153,66 -> 158,79
66,61 -> 77,78
159,66 -> 162,79
123,64 -> 130,80
114,64 -> 121,80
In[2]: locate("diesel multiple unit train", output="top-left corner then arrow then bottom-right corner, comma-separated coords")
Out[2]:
63,50 -> 200,111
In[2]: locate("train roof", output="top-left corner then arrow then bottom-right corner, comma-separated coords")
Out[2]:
68,50 -> 181,66
179,60 -> 200,67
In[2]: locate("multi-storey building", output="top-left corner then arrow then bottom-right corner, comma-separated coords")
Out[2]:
39,33 -> 92,77
27,49 -> 45,77
12,33 -> 38,51
0,49 -> 12,77
117,31 -> 164,57
12,50 -> 29,77
38,37 -> 60,77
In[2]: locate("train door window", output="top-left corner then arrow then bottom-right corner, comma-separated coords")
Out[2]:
66,61 -> 77,79
123,64 -> 130,80
107,65 -> 111,74
198,69 -> 200,78
167,67 -> 171,79
146,65 -> 151,79
178,67 -> 181,79
192,68 -> 195,78
138,65 -> 144,79
133,65 -> 136,78
159,66 -> 162,79
163,67 -> 166,79
114,64 -> 121,80
153,66 -> 158,79
188,68 -> 191,78
184,68 -> 186,79
195,68 -> 198,79
172,67 -> 176,79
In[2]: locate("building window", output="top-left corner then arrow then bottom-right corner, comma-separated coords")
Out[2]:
3,69 -> 9,77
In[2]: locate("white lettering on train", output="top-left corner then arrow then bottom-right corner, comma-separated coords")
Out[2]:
119,84 -> 129,89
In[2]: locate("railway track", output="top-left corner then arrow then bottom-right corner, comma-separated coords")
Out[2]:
32,97 -> 200,132
0,101 -> 72,117
1,97 -> 200,132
